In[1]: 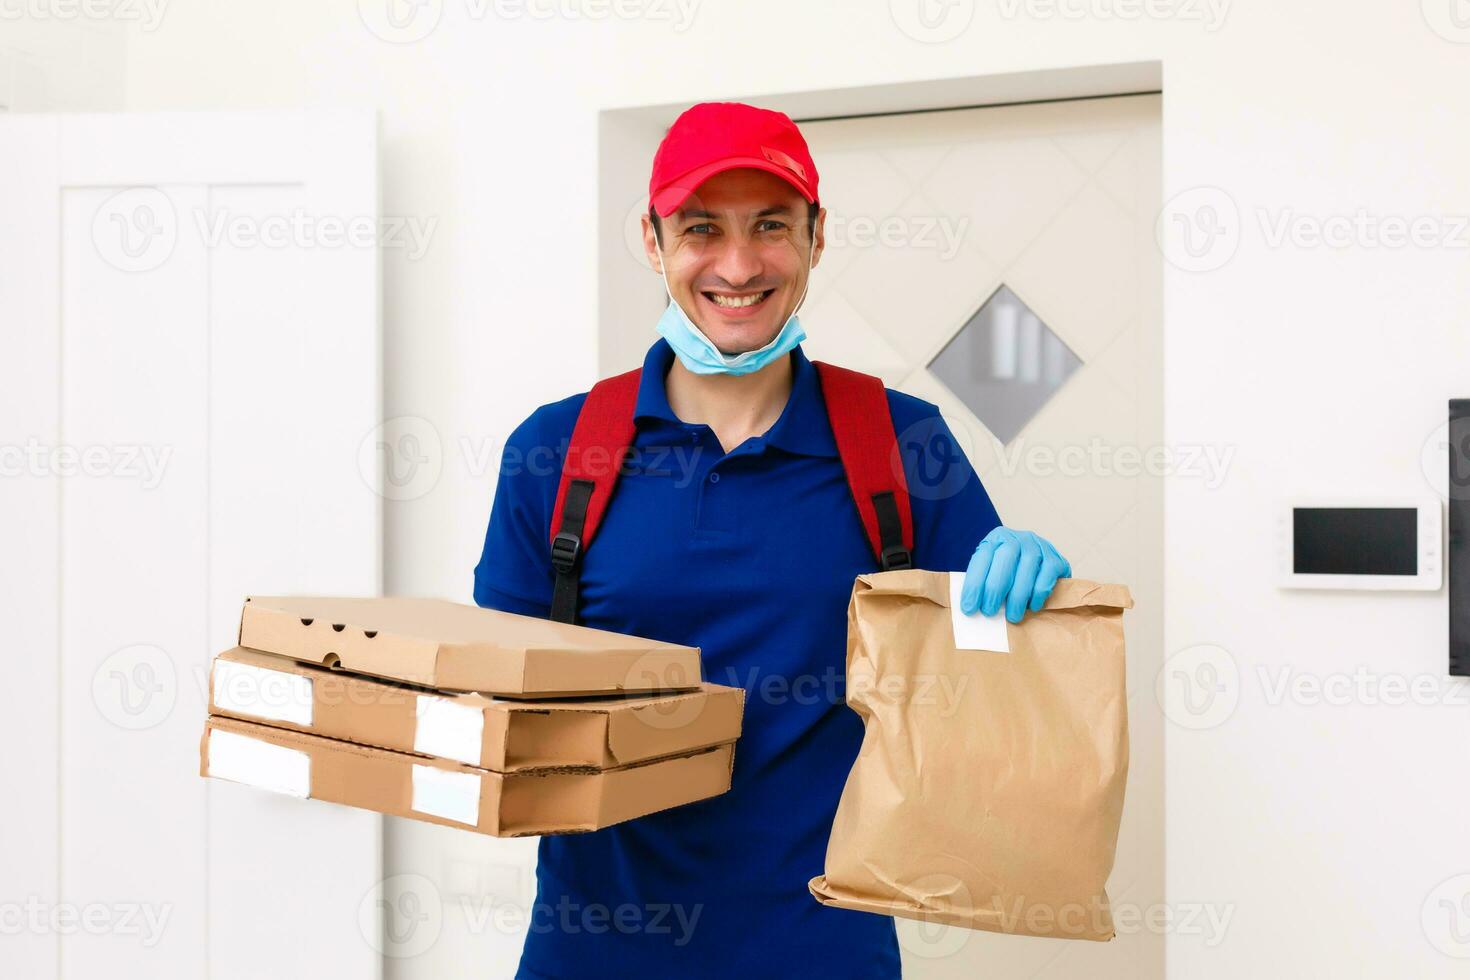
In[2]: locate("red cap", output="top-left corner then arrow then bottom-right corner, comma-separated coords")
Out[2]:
648,102 -> 819,218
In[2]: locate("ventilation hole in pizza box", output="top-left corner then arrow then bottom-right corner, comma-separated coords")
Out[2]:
332,624 -> 346,632
323,653 -> 341,670
364,631 -> 378,639
300,618 -> 314,626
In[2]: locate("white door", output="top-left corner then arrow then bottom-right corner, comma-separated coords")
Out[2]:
1,111 -> 383,980
799,95 -> 1164,979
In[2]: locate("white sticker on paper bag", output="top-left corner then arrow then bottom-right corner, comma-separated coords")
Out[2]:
411,765 -> 481,826
207,729 -> 311,798
414,695 -> 484,766
949,571 -> 1011,653
212,658 -> 314,727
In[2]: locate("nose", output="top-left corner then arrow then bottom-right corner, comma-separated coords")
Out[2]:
707,237 -> 765,290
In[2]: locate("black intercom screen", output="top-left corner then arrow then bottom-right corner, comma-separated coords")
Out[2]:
1292,508 -> 1417,576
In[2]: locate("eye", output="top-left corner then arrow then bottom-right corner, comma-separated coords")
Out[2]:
685,223 -> 715,236
757,219 -> 788,233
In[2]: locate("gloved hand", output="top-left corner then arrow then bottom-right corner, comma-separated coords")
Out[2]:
960,527 -> 1071,624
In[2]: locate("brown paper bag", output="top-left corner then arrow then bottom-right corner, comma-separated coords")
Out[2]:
809,570 -> 1132,942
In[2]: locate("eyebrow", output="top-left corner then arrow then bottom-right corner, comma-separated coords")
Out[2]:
676,205 -> 797,221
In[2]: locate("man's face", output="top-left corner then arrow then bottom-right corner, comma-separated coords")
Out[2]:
644,167 -> 825,356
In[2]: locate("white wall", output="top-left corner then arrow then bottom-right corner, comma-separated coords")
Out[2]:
0,6 -> 128,109
107,1 -> 1470,976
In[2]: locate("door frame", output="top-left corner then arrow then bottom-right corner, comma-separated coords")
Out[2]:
0,109 -> 383,980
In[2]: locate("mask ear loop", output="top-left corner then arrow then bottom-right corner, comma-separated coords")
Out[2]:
790,216 -> 817,318
654,231 -> 692,322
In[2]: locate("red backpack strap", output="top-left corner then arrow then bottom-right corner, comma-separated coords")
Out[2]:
547,367 -> 642,623
813,361 -> 915,571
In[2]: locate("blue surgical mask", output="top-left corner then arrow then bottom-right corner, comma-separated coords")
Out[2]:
654,241 -> 813,376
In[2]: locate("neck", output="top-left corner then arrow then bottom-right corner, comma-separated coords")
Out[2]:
665,351 -> 795,454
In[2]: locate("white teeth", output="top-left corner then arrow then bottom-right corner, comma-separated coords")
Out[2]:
709,291 -> 768,309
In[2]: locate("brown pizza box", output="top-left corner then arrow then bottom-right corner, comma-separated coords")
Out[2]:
208,646 -> 744,772
200,714 -> 736,837
237,595 -> 702,698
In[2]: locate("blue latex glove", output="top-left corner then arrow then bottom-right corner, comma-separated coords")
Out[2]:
960,527 -> 1072,624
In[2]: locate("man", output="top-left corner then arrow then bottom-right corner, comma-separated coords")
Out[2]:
474,102 -> 1070,979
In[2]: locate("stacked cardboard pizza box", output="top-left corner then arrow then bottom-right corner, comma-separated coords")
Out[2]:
199,596 -> 742,836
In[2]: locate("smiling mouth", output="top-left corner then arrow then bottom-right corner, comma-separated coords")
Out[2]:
702,289 -> 775,310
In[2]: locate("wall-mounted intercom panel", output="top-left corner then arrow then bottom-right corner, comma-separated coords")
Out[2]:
1277,497 -> 1442,591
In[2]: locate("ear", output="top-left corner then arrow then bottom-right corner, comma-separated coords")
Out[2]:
641,212 -> 664,275
810,205 -> 827,270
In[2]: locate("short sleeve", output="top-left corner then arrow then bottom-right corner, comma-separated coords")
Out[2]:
472,398 -> 582,618
888,393 -> 1003,573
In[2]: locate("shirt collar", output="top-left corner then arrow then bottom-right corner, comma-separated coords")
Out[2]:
633,337 -> 839,458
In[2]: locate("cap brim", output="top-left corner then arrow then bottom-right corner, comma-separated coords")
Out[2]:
651,156 -> 817,217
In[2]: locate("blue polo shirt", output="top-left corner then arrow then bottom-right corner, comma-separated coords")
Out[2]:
473,337 -> 1002,980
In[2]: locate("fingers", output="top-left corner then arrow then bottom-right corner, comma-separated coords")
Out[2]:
980,534 -> 1022,618
1006,532 -> 1042,623
1049,537 -> 1073,580
961,535 -> 998,614
1028,538 -> 1072,612
964,529 -> 1070,621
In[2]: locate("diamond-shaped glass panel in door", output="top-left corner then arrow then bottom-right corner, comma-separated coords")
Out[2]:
926,284 -> 1082,444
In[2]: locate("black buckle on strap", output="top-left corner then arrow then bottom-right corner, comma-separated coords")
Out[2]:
871,489 -> 911,571
880,543 -> 913,571
550,531 -> 582,573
